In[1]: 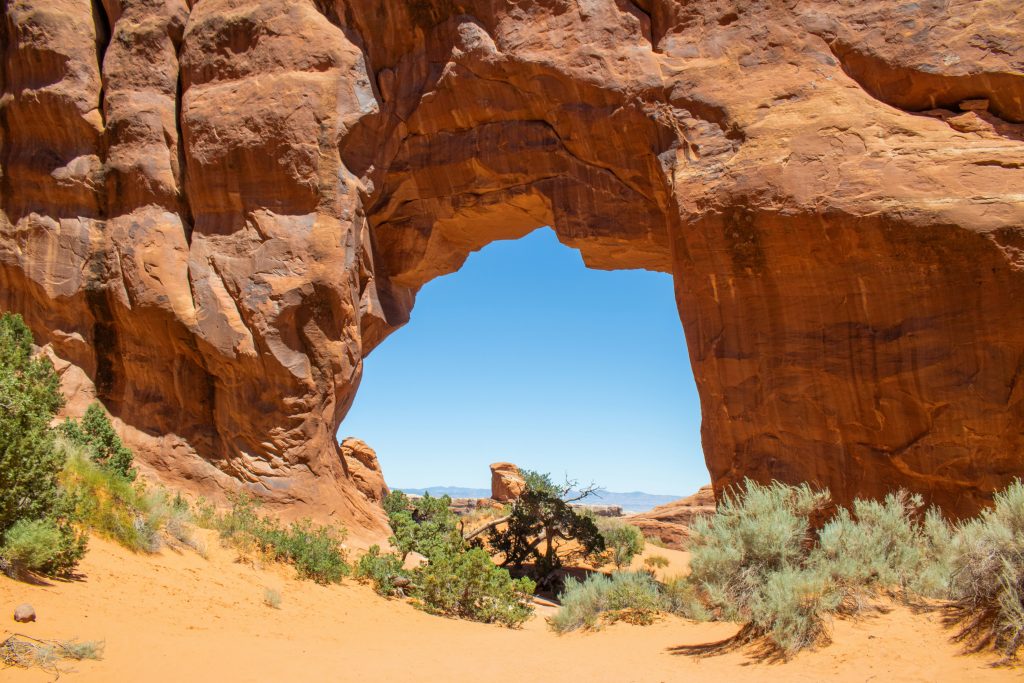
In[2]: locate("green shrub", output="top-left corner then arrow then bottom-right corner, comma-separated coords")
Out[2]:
946,479 -> 1024,662
413,547 -> 536,627
61,445 -> 160,553
599,519 -> 645,569
355,545 -> 407,596
384,491 -> 462,561
814,490 -> 938,599
683,479 -> 839,656
61,403 -> 136,481
550,571 -> 665,632
0,312 -> 85,576
380,491 -> 536,626
214,493 -> 350,584
280,520 -> 350,583
644,554 -> 670,570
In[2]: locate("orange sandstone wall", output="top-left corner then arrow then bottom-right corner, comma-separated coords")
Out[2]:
2,0 -> 1023,536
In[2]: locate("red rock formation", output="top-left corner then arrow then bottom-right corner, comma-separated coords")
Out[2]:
626,485 -> 717,550
2,0 -> 1023,540
490,462 -> 527,503
340,438 -> 389,504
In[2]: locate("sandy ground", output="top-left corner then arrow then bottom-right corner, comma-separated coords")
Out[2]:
2,532 -> 1021,683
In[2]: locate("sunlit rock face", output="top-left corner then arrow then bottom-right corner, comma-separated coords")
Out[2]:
2,0 -> 1022,537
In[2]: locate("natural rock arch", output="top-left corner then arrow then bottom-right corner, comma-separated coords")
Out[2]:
1,0 -> 1023,540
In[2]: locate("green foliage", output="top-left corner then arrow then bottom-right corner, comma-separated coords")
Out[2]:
413,546 -> 536,627
488,486 -> 605,582
0,312 -> 85,576
550,571 -> 666,632
61,403 -> 136,481
946,479 -> 1024,662
644,554 -> 670,570
355,545 -> 407,596
683,479 -> 840,656
521,469 -> 560,497
384,491 -> 462,561
380,491 -> 535,626
813,490 -> 951,599
214,493 -> 350,584
598,519 -> 645,569
61,445 -> 160,553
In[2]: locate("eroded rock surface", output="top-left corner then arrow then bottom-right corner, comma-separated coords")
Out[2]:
2,0 -> 1023,538
490,462 -> 527,503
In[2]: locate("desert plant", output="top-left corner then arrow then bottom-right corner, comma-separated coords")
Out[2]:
550,570 -> 665,632
682,479 -> 839,656
60,444 -> 160,553
61,402 -> 136,480
263,588 -> 282,609
644,554 -> 670,570
412,546 -> 536,627
355,545 -> 407,596
945,479 -> 1024,663
814,490 -> 937,598
599,519 -> 645,569
1,634 -> 103,674
214,493 -> 350,583
487,471 -> 605,585
0,313 -> 86,576
385,491 -> 463,561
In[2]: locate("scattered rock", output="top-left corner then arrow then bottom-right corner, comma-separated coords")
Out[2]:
490,463 -> 527,503
570,504 -> 623,518
13,604 -> 36,623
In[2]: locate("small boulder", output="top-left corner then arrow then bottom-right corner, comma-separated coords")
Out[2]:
490,462 -> 527,502
13,604 -> 36,623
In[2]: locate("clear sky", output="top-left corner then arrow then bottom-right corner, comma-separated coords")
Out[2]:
338,227 -> 708,496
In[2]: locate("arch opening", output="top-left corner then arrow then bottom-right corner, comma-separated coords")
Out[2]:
341,227 -> 707,499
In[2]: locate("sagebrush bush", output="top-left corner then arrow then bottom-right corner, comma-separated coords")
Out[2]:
550,571 -> 665,632
946,479 -> 1024,662
814,490 -> 942,599
644,555 -> 670,570
355,545 -> 407,596
683,480 -> 839,655
598,519 -> 645,569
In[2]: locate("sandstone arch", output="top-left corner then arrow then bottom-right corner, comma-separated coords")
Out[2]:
2,0 -> 1023,540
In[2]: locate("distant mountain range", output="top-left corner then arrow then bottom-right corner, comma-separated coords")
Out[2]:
396,486 -> 684,514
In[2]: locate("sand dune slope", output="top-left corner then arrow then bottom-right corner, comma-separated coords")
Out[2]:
1,534 -> 1020,682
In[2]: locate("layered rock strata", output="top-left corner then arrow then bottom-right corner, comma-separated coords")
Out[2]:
2,0 -> 1023,536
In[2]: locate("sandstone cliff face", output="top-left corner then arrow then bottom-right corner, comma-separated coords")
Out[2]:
2,0 -> 1023,537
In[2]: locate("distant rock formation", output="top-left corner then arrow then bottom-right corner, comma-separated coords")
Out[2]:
626,485 -> 717,550
2,0 -> 1023,541
490,462 -> 527,503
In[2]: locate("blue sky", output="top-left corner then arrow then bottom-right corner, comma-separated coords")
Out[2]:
338,227 -> 708,496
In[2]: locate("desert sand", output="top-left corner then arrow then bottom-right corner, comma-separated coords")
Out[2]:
2,534 -> 1019,682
